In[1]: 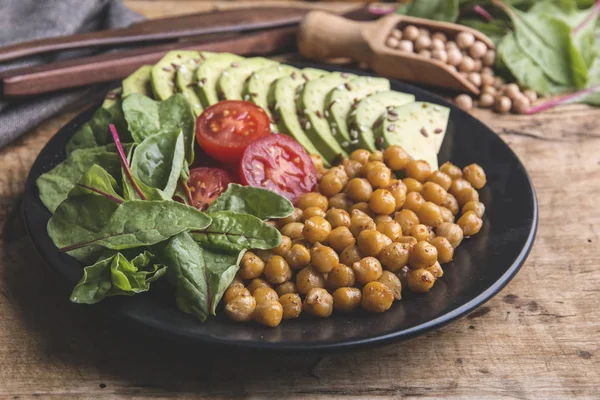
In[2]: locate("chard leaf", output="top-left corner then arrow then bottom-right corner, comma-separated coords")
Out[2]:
396,0 -> 459,22
191,211 -> 282,252
73,164 -> 123,204
207,184 -> 294,220
202,248 -> 246,315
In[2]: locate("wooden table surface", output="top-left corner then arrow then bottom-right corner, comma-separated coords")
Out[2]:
1,2 -> 599,399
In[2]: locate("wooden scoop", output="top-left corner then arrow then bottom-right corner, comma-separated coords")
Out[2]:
297,11 -> 495,95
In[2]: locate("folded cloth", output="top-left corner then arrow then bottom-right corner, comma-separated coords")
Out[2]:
0,0 -> 143,148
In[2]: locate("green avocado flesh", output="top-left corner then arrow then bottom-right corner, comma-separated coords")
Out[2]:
217,57 -> 278,101
122,65 -> 153,98
245,64 -> 299,119
175,52 -> 214,116
195,53 -> 245,106
151,50 -> 201,101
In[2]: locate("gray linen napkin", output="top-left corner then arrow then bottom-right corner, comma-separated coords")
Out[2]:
0,0 -> 143,148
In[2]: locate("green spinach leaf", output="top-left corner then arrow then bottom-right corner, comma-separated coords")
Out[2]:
397,0 -> 460,22
72,164 -> 123,203
202,248 -> 246,315
207,184 -> 294,219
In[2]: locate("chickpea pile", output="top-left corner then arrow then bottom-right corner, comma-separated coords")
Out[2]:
386,24 -> 537,114
224,147 -> 487,327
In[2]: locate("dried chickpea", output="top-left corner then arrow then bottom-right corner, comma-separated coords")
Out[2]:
457,211 -> 483,237
328,226 -> 356,252
341,159 -> 364,179
403,177 -> 423,193
367,163 -> 392,189
436,222 -> 464,248
463,163 -> 487,189
442,193 -> 460,215
349,209 -> 376,238
378,270 -> 402,300
353,257 -> 383,284
408,240 -> 438,269
224,283 -> 250,304
225,293 -> 256,322
374,215 -> 393,224
296,192 -> 328,211
403,24 -> 419,41
319,172 -> 345,197
379,242 -> 410,272
357,230 -> 392,257
417,201 -> 444,227
430,236 -> 454,264
350,202 -> 372,216
462,201 -> 485,218
369,189 -> 396,214
386,180 -> 407,209
440,207 -> 455,223
303,288 -> 334,318
340,245 -> 363,266
407,269 -> 435,293
285,243 -> 311,270
327,264 -> 356,289
428,261 -> 444,279
276,281 -> 297,296
303,216 -> 332,244
253,287 -> 279,304
303,206 -> 326,221
383,145 -> 411,171
395,209 -> 420,235
427,171 -> 452,191
345,178 -> 373,202
333,287 -> 362,312
254,300 -> 283,327
361,281 -> 394,313
247,278 -> 271,294
405,160 -> 432,182
328,193 -> 353,211
280,293 -> 302,319
410,224 -> 431,242
376,220 -> 403,242
264,255 -> 292,284
311,243 -> 339,274
403,191 -> 425,213
279,207 -> 303,227
296,265 -> 325,295
280,222 -> 305,240
421,182 -> 448,206
440,161 -> 462,179
326,208 -> 351,229
350,148 -> 371,164
272,236 -> 292,257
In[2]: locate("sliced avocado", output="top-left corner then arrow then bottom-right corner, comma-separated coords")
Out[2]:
195,53 -> 245,106
244,64 -> 299,118
379,102 -> 450,170
218,57 -> 278,101
351,91 -> 415,152
102,88 -> 122,109
122,65 -> 153,98
175,52 -> 214,116
325,76 -> 390,145
151,50 -> 201,101
296,72 -> 356,162
269,68 -> 329,165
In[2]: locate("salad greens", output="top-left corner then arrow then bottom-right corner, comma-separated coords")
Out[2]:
37,94 -> 294,321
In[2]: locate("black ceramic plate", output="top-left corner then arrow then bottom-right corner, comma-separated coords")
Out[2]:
23,64 -> 537,351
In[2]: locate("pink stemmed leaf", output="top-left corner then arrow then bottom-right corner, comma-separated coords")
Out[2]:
368,3 -> 395,16
473,5 -> 494,22
527,84 -> 600,114
76,184 -> 123,204
573,0 -> 600,35
108,124 -> 146,200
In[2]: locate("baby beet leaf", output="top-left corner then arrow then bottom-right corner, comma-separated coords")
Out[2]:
206,184 -> 294,220
109,124 -> 146,200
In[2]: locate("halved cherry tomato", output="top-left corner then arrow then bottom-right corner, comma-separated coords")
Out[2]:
195,100 -> 270,163
240,134 -> 317,204
188,167 -> 234,210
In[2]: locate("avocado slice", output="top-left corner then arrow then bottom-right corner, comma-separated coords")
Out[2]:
296,72 -> 356,162
244,64 -> 299,118
151,50 -> 201,100
122,65 -> 153,98
268,68 -> 329,164
351,91 -> 415,152
175,52 -> 214,116
195,53 -> 245,106
325,76 -> 390,145
379,102 -> 450,170
218,57 -> 278,101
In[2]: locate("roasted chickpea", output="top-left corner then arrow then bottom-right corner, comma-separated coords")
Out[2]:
345,178 -> 373,202
436,222 -> 464,248
327,264 -> 356,289
374,215 -> 393,224
326,208 -> 351,229
410,224 -> 431,242
285,243 -> 311,270
353,257 -> 383,284
386,180 -> 407,209
349,209 -> 376,238
276,281 -> 297,296
340,245 -> 363,266
303,206 -> 326,221
296,265 -> 325,294
442,193 -> 460,215
279,207 -> 303,227
247,278 -> 271,294
440,207 -> 455,223
296,192 -> 328,211
403,191 -> 425,213
357,230 -> 393,257
280,293 -> 302,319
303,216 -> 332,244
264,255 -> 292,284
253,287 -> 279,304
239,251 -> 265,280
327,165 -> 349,185
428,261 -> 444,279
369,151 -> 384,162
363,161 -> 386,175
379,242 -> 411,272
397,236 -> 418,249
225,293 -> 256,322
310,153 -> 325,174
395,209 -> 420,235
328,226 -> 355,252
254,300 -> 283,327
417,201 -> 444,227
396,265 -> 410,289
341,159 -> 365,179
403,178 -> 423,193
333,287 -> 362,312
361,281 -> 394,313
224,283 -> 250,304
367,164 -> 392,189
280,222 -> 305,240
450,179 -> 479,206
407,269 -> 435,293
311,243 -> 339,273
350,202 -> 372,216
430,236 -> 454,264
457,211 -> 483,236
427,171 -> 452,191
350,148 -> 371,164
421,182 -> 448,206
256,250 -> 275,263
303,288 -> 334,317
319,172 -> 345,197
463,164 -> 487,189
378,270 -> 402,300
383,145 -> 411,171
462,201 -> 485,218
440,161 -> 462,180
408,240 -> 438,269
405,160 -> 432,182
328,193 -> 353,210
272,236 -> 292,257
369,189 -> 396,215
449,178 -> 472,197
376,220 -> 403,242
